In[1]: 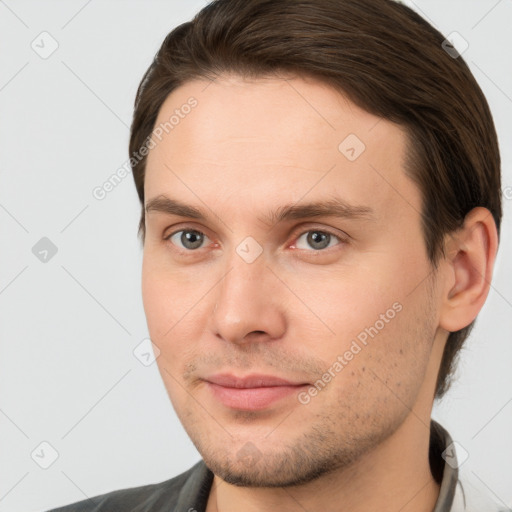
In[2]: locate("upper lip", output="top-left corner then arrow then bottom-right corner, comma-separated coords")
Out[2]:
204,373 -> 308,388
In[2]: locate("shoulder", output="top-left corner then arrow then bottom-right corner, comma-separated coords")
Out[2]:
429,420 -> 510,512
46,460 -> 210,512
452,469 -> 511,512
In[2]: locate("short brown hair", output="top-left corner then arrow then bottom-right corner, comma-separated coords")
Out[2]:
129,0 -> 502,398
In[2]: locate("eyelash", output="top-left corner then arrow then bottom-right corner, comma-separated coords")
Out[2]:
163,226 -> 347,253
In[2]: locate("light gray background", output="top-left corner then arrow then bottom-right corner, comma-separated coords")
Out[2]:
0,1 -> 511,511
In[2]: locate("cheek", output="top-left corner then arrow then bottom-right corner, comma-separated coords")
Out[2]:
284,261 -> 405,347
142,264 -> 198,411
141,251 -> 210,377
286,255 -> 434,396
299,305 -> 434,431
141,257 -> 168,339
141,248 -> 203,336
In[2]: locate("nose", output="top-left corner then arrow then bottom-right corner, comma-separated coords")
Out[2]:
210,251 -> 287,346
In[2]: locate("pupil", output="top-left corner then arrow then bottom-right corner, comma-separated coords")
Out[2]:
182,230 -> 203,249
308,231 -> 330,250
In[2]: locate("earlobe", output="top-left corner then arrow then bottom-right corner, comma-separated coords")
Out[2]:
439,207 -> 498,332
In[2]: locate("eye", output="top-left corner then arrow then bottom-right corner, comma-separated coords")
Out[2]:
165,229 -> 211,250
293,229 -> 344,251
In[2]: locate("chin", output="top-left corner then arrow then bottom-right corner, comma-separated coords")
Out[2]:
201,444 -> 348,488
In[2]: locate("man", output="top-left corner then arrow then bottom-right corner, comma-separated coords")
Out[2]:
48,0 -> 508,510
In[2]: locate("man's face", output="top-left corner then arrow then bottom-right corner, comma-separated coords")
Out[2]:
142,74 -> 443,486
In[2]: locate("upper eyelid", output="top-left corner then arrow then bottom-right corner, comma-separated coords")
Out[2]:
164,224 -> 344,238
164,224 -> 347,248
293,226 -> 345,239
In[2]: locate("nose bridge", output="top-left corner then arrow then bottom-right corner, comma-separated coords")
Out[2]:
211,243 -> 285,343
217,246 -> 268,313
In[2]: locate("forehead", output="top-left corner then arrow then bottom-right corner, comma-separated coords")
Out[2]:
144,74 -> 419,223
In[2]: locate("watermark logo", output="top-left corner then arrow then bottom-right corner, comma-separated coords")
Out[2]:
236,441 -> 262,468
133,338 -> 161,366
32,237 -> 58,263
442,441 -> 469,469
338,133 -> 366,161
236,236 -> 263,264
442,32 -> 469,59
31,31 -> 59,59
31,441 -> 59,469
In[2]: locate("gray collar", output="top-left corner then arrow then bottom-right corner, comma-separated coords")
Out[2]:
431,419 -> 459,511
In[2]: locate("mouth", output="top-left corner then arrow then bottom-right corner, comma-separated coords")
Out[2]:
203,373 -> 310,411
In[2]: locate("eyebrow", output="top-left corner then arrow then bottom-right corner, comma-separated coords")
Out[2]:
145,194 -> 375,226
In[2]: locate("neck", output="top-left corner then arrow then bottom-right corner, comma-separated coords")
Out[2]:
206,412 -> 441,512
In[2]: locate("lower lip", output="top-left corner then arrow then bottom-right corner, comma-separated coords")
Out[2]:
206,382 -> 306,410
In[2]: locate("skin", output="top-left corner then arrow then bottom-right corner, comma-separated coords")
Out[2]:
141,74 -> 498,512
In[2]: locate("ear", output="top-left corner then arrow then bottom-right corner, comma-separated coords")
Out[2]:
438,207 -> 499,332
